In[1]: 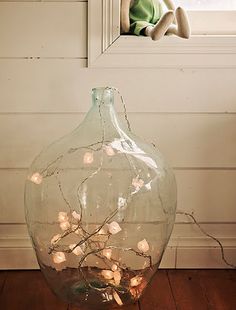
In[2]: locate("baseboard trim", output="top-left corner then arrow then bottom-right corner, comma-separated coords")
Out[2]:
0,238 -> 235,269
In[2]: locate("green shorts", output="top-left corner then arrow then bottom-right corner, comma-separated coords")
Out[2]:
130,0 -> 163,35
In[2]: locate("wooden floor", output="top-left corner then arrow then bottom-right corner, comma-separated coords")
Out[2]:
0,270 -> 236,309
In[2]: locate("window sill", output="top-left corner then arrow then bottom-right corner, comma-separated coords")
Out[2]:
93,35 -> 236,68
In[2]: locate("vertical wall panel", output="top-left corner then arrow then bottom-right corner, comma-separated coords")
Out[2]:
0,3 -> 87,57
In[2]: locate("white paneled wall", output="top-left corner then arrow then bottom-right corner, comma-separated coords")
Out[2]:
0,0 -> 235,269
0,3 -> 87,57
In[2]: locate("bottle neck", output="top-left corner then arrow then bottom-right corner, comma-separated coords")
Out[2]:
92,87 -> 114,106
87,87 -> 128,140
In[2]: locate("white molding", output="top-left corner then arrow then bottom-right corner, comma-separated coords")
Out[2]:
88,1 -> 236,68
108,35 -> 236,54
92,35 -> 236,68
0,242 -> 235,270
1,234 -> 235,249
88,0 -> 120,67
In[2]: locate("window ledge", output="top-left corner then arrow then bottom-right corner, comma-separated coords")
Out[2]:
94,35 -> 236,68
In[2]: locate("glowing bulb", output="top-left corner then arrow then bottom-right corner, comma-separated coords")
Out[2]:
104,145 -> 115,156
111,264 -> 119,272
30,172 -> 42,185
118,197 -> 127,209
60,221 -> 70,231
132,177 -> 144,190
113,291 -> 123,306
108,221 -> 122,235
53,252 -> 66,264
58,212 -> 68,223
113,270 -> 121,286
69,244 -> 84,256
50,234 -> 61,245
101,270 -> 114,280
72,210 -> 81,221
130,276 -> 143,287
83,152 -> 94,164
145,182 -> 152,191
102,248 -> 112,260
137,239 -> 149,253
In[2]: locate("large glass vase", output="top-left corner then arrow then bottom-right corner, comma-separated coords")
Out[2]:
25,87 -> 177,309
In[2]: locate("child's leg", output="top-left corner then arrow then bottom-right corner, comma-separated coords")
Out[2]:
168,7 -> 190,38
145,11 -> 174,41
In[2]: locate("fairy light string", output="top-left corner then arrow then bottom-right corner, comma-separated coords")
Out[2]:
177,211 -> 236,269
31,87 -> 235,307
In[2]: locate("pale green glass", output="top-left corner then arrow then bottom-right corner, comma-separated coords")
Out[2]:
25,87 -> 177,309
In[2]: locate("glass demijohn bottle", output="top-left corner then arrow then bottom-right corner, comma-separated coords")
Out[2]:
25,87 -> 177,309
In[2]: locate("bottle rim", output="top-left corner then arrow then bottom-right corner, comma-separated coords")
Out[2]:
92,87 -> 114,105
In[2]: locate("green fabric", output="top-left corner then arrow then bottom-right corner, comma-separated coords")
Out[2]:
130,0 -> 163,35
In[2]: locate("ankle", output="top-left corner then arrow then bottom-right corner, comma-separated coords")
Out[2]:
144,26 -> 154,37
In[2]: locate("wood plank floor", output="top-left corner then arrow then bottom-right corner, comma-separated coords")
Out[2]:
0,270 -> 235,310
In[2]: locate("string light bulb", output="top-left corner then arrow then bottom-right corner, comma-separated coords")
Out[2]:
60,221 -> 70,231
104,145 -> 115,156
102,248 -> 112,260
108,221 -> 122,235
111,264 -> 119,272
132,177 -> 144,190
53,252 -> 66,264
118,197 -> 127,209
58,212 -> 68,223
101,270 -> 114,280
137,239 -> 149,253
83,152 -> 94,164
130,276 -> 143,287
72,210 -> 81,221
30,172 -> 42,185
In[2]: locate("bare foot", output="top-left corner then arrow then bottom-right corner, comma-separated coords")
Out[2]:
175,7 -> 191,39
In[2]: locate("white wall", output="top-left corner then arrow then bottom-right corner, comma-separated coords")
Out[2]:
0,1 -> 235,269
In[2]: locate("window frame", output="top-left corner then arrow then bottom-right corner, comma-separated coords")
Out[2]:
88,0 -> 236,68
